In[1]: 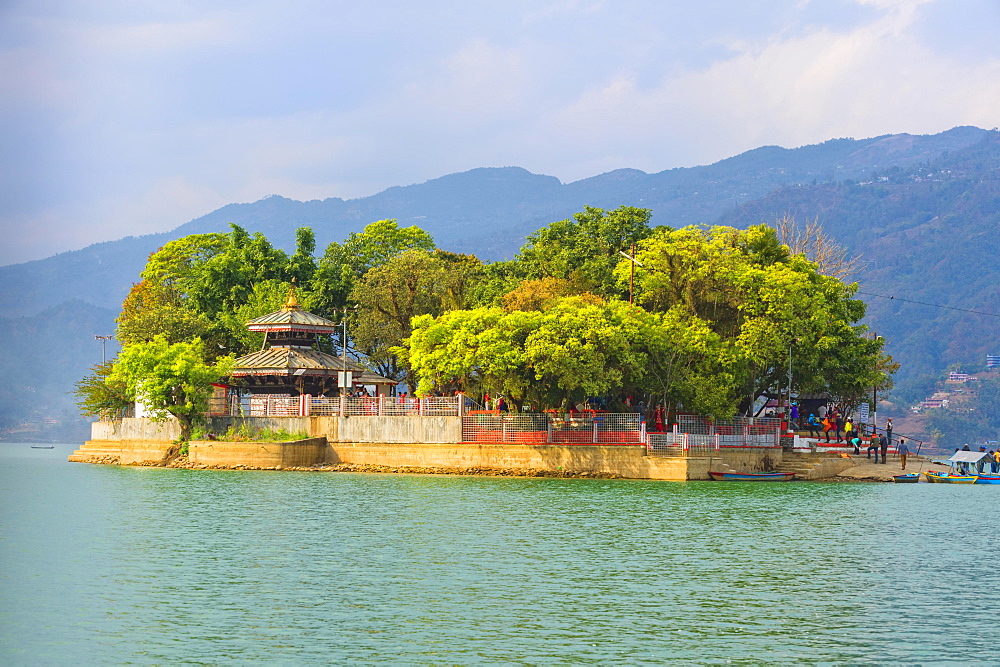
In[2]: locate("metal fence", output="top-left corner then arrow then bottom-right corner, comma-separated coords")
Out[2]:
218,394 -> 465,418
462,413 -> 645,444
647,417 -> 782,456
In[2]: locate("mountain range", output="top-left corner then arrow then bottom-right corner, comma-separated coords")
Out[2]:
2,125 -> 997,440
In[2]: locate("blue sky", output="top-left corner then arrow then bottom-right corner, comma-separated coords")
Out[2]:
2,0 -> 999,265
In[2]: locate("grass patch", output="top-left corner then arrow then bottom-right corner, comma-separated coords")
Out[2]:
191,425 -> 310,442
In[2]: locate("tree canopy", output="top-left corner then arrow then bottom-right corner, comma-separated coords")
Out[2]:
90,204 -> 892,425
107,336 -> 233,440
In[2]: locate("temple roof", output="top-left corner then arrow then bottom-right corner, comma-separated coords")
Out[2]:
230,347 -> 395,385
245,288 -> 339,333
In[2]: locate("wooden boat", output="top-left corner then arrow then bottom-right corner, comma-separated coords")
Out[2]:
892,473 -> 920,483
924,451 -> 997,484
708,471 -> 796,482
973,474 -> 1000,485
924,470 -> 978,484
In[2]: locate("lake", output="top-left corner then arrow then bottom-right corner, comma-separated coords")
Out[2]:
2,442 -> 998,663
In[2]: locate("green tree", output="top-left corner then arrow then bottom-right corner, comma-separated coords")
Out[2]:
512,205 -> 654,298
116,281 -> 211,346
623,224 -> 891,414
350,249 -> 483,388
108,336 -> 234,441
402,296 -> 737,414
73,361 -> 131,420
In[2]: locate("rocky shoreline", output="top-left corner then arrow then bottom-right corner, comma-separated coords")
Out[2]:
71,452 -> 940,482
75,454 -> 623,478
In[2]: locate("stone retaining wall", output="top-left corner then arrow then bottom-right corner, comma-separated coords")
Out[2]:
189,438 -> 328,468
77,418 -> 819,480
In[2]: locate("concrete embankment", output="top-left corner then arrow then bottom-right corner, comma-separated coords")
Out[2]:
71,417 -> 889,481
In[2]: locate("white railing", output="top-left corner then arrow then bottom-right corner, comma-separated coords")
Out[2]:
647,420 -> 782,457
461,413 -> 645,445
222,394 -> 465,418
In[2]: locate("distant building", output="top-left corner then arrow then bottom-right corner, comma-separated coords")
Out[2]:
947,372 -> 969,383
987,354 -> 1000,369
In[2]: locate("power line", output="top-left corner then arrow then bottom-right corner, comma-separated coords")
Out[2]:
857,290 -> 1000,318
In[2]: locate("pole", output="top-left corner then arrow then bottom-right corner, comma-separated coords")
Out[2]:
341,308 -> 348,396
95,335 -> 113,363
871,332 -> 881,437
787,341 -> 793,433
339,306 -> 359,395
629,243 -> 635,305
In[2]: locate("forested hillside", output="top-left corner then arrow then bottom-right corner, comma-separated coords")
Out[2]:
715,131 -> 1000,402
1,126 -> 997,439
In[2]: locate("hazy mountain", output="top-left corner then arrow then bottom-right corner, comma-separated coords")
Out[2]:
0,125 -> 995,437
715,130 -> 1000,388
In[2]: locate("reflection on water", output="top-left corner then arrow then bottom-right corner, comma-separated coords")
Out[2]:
1,443 -> 998,662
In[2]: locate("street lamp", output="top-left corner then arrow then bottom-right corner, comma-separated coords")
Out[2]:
95,335 -> 114,363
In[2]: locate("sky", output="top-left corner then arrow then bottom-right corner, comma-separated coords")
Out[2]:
2,0 -> 1000,266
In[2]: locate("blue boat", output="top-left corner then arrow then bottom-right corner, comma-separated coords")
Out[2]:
708,471 -> 796,482
925,451 -> 999,484
973,474 -> 1000,485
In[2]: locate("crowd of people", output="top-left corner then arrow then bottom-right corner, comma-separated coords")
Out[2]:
801,405 -> 883,444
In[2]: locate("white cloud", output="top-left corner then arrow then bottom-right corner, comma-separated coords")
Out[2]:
3,0 -> 1000,267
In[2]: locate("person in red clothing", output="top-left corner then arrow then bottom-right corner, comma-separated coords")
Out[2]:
653,404 -> 665,432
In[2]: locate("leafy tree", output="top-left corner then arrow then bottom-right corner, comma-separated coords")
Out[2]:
349,249 -> 482,388
116,281 -> 211,346
326,219 -> 436,279
622,224 -> 891,414
512,205 -> 654,298
73,361 -> 131,420
184,224 -> 290,319
402,296 -> 737,414
500,277 -> 587,312
108,336 -> 234,440
287,227 -> 317,284
140,233 -> 228,288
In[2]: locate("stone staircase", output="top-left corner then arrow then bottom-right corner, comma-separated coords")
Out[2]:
776,452 -> 856,480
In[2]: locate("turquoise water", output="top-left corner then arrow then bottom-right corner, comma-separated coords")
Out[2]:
2,443 -> 998,663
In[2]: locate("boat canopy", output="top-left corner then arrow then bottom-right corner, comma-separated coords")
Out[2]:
947,451 -> 988,463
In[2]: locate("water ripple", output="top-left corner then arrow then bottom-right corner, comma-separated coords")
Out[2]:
2,445 -> 999,663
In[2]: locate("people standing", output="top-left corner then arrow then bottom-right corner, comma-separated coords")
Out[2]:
822,414 -> 834,442
844,417 -> 854,443
807,413 -> 820,439
885,418 -> 893,449
790,402 -> 800,430
978,446 -> 988,474
880,434 -> 889,464
993,450 -> 1000,475
834,409 -> 844,442
897,438 -> 910,470
867,434 -> 879,460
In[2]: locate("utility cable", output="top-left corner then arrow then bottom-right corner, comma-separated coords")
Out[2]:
856,290 -> 1000,318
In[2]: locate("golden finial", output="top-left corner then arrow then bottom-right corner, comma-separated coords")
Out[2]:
283,278 -> 300,310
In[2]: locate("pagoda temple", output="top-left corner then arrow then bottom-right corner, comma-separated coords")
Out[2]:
229,287 -> 395,397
